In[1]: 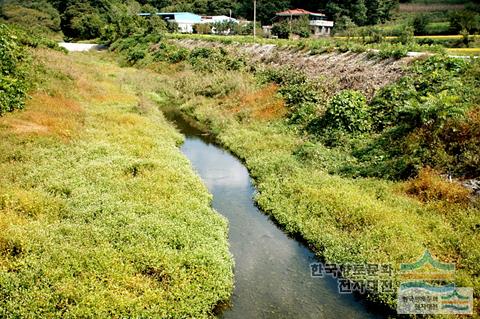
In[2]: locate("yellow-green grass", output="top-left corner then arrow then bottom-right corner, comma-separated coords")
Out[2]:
0,49 -> 233,318
447,47 -> 480,56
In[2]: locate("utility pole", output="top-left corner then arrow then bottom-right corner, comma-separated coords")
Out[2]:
253,0 -> 257,42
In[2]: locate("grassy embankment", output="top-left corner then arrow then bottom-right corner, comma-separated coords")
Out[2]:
0,48 -> 233,317
112,36 -> 479,312
167,33 -> 480,57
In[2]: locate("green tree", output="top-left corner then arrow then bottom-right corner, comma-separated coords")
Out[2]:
334,15 -> 357,35
449,10 -> 479,34
353,0 -> 367,26
0,1 -> 61,36
412,14 -> 429,36
271,20 -> 290,38
61,2 -> 104,39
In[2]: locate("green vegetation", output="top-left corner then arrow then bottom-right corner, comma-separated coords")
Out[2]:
2,0 -> 478,47
0,1 -> 62,39
0,0 -> 409,40
338,0 -> 480,40
168,33 -> 451,58
272,16 -> 311,39
341,56 -> 480,179
0,47 -> 233,317
110,34 -> 479,311
0,24 -> 29,116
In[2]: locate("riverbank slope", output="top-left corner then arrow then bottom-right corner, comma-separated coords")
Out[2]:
0,49 -> 233,317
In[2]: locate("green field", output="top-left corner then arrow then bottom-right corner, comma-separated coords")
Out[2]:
0,49 -> 233,317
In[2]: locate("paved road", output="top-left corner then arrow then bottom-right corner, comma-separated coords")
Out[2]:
59,42 -> 106,52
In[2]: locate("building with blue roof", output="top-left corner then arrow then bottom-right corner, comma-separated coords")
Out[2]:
138,12 -> 240,34
139,12 -> 202,33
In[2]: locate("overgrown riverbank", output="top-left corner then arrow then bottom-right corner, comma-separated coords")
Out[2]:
111,35 -> 479,312
0,48 -> 233,317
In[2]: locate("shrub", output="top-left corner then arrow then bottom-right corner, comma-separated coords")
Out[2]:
0,24 -> 29,115
272,16 -> 311,39
412,14 -> 430,36
193,23 -> 212,34
0,3 -> 61,37
406,167 -> 471,203
449,10 -> 479,34
110,33 -> 162,65
397,26 -> 415,45
322,90 -> 371,133
271,21 -> 290,39
345,55 -> 478,179
167,21 -> 179,33
370,77 -> 417,131
377,43 -> 409,59
151,42 -> 188,63
397,90 -> 465,131
360,27 -> 384,44
258,67 -> 323,124
188,47 -> 245,73
233,22 -> 260,36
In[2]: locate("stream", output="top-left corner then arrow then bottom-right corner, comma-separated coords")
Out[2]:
164,110 -> 387,319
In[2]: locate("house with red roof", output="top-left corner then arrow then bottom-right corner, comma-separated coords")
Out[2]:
275,9 -> 334,37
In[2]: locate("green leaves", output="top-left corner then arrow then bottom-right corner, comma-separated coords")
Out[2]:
399,90 -> 464,130
0,24 -> 29,116
258,67 -> 324,124
323,90 -> 371,133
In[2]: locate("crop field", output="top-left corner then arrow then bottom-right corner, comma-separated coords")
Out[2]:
0,49 -> 233,318
447,47 -> 480,56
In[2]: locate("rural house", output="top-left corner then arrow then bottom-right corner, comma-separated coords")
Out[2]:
275,9 -> 334,37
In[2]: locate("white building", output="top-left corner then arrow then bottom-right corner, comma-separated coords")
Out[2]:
138,13 -> 239,34
139,12 -> 203,33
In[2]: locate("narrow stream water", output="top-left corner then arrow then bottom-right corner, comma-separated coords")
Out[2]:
164,111 -> 387,319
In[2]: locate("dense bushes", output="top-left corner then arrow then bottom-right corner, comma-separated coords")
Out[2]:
322,90 -> 371,133
0,24 -> 29,116
272,16 -> 311,39
258,67 -> 324,124
0,2 -> 62,38
112,34 -> 247,74
257,54 -> 479,179
348,56 -> 479,178
187,47 -> 246,72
